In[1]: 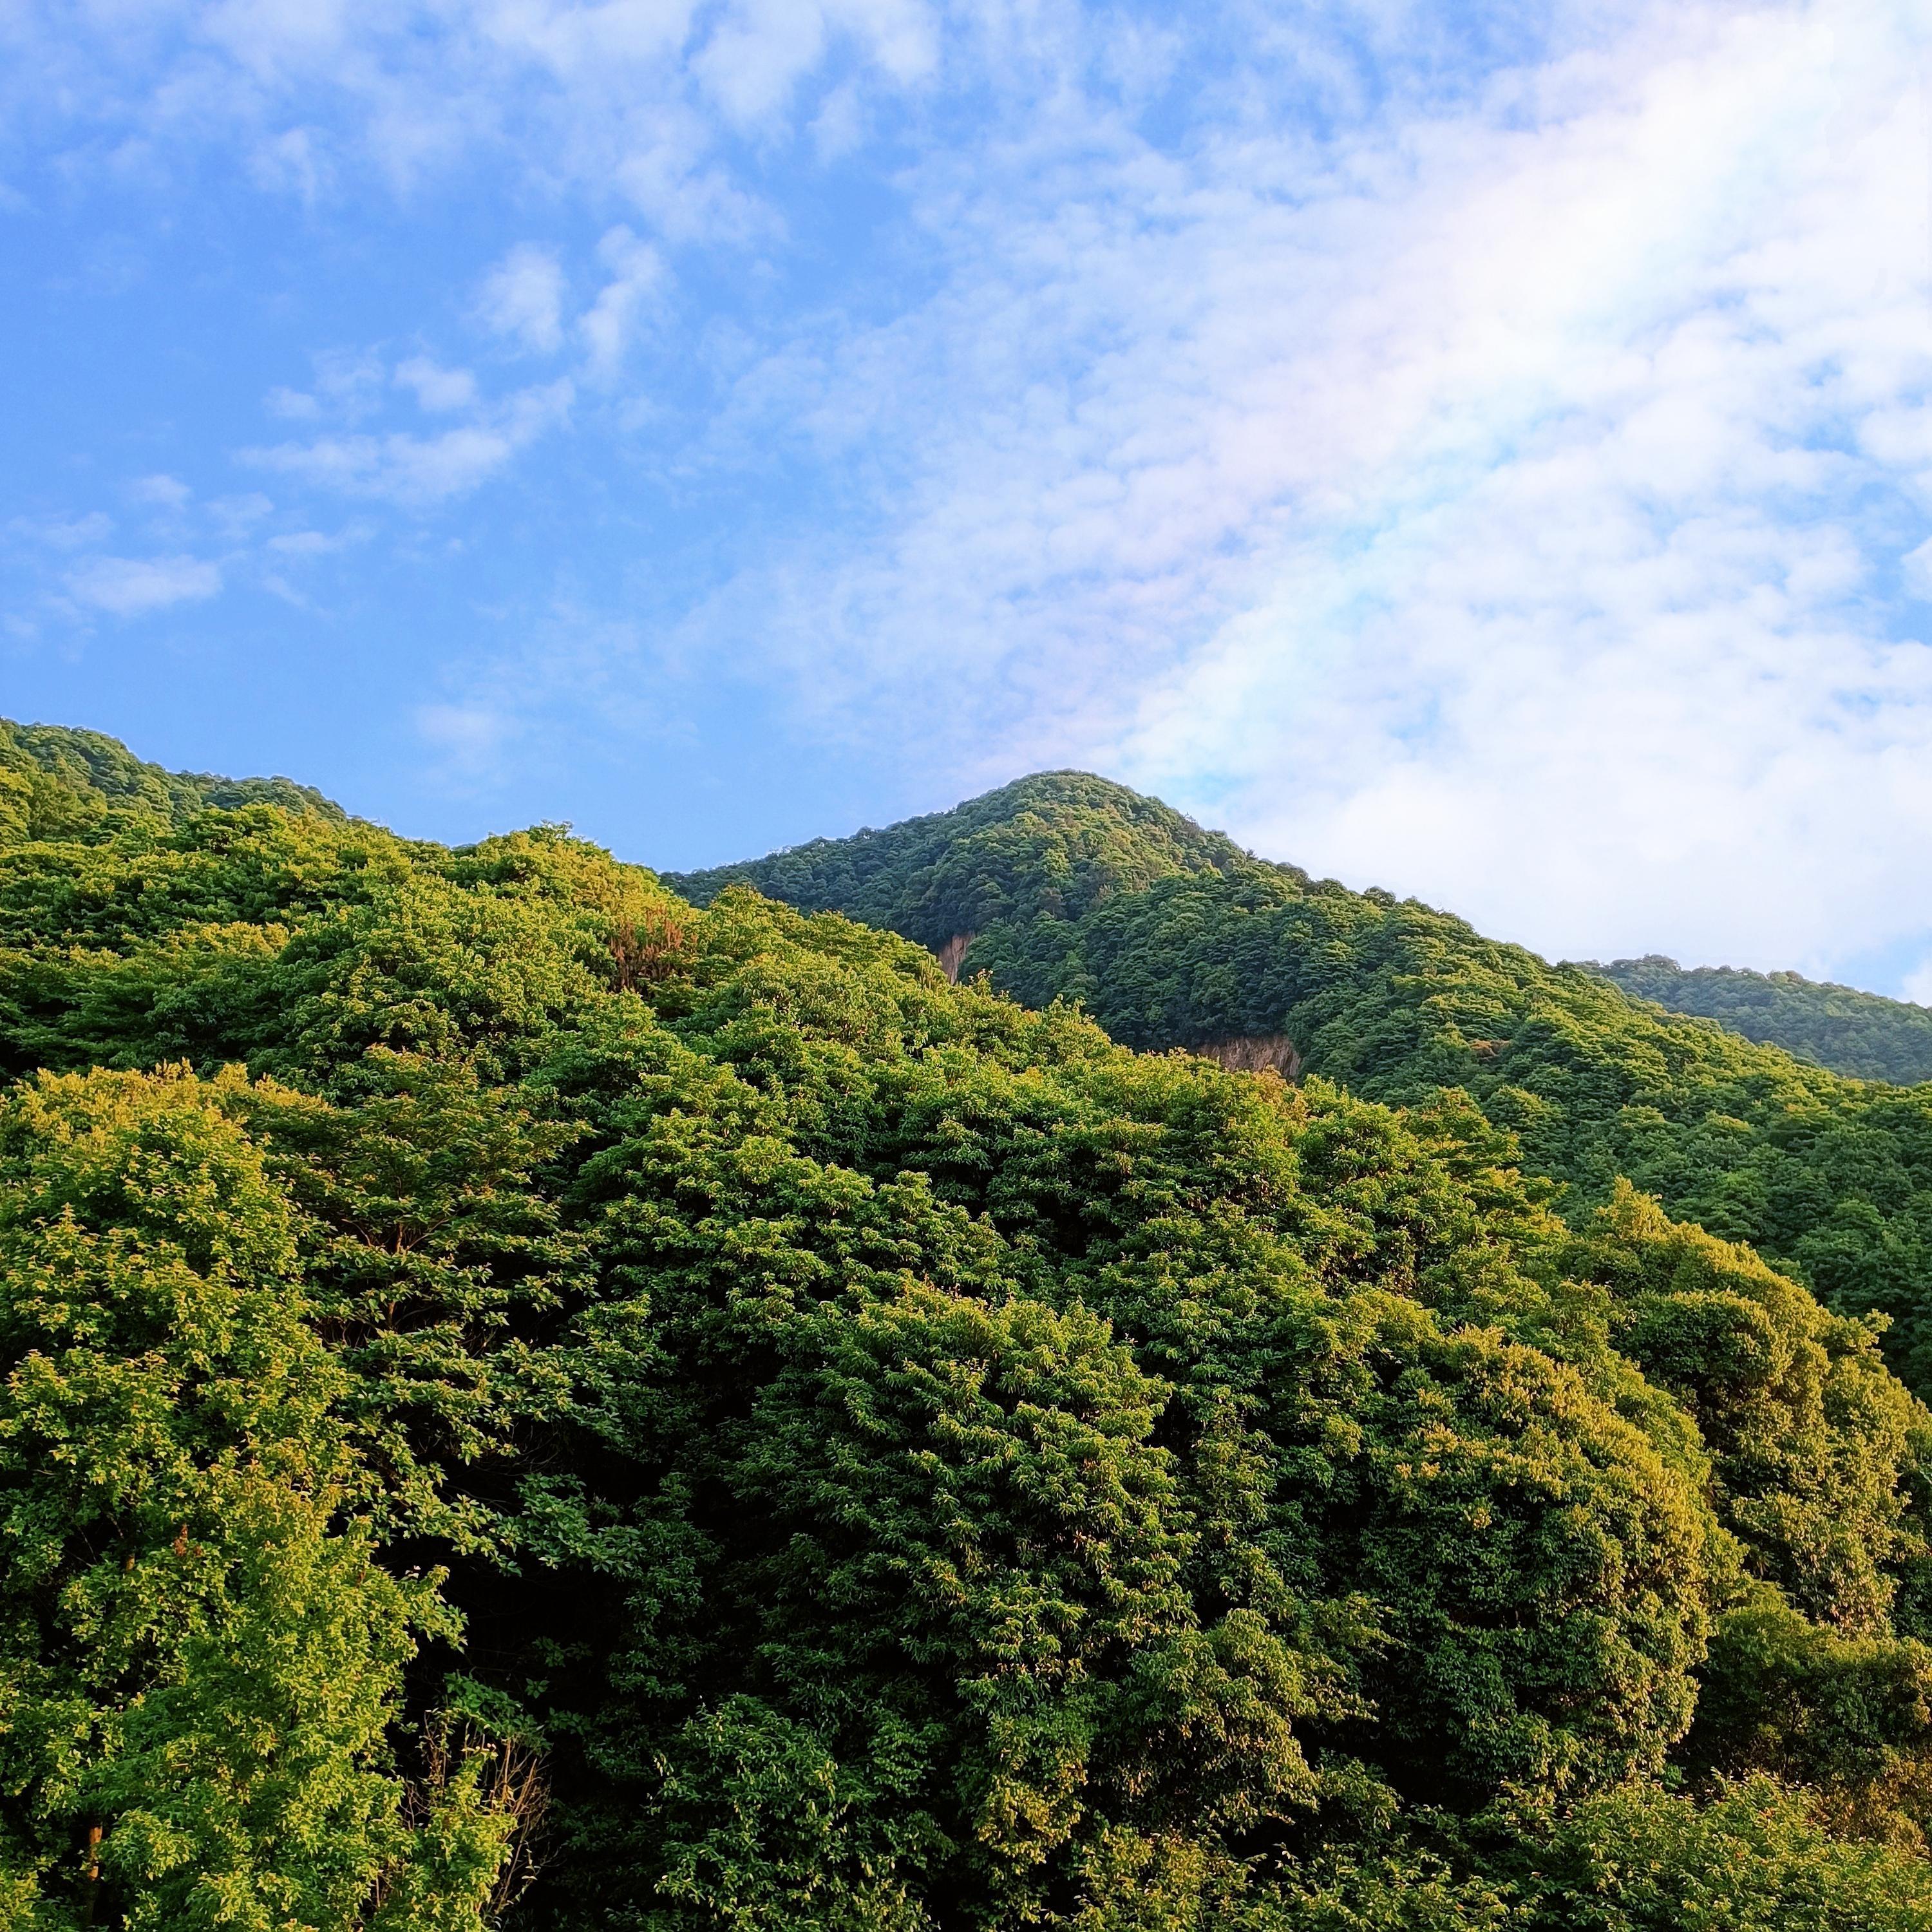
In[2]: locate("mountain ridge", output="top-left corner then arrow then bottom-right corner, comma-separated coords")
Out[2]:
681,773 -> 1932,1083
672,766 -> 1932,1396
1584,952 -> 1932,1084
667,768 -> 1283,950
0,717 -> 347,841
19,721 -> 1932,1384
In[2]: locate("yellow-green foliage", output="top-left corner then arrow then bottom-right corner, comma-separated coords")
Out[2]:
678,773 -> 1932,1412
0,1070 -> 509,1929
0,741 -> 1931,1924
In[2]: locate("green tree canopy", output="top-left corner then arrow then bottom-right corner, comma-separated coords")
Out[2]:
1,728 -> 1930,1926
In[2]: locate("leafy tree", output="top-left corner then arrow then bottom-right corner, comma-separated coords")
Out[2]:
1526,1777 -> 1932,1929
0,721 -> 343,843
677,772 -> 1932,1406
0,1067 -> 511,1927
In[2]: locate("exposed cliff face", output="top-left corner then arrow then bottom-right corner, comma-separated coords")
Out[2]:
1193,1034 -> 1302,1079
935,932 -> 976,982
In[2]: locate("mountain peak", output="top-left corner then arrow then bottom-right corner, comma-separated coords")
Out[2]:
668,768 -> 1274,951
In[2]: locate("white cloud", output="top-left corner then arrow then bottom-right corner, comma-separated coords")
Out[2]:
249,125 -> 331,203
580,225 -> 664,375
9,512 -> 113,550
5,0 -> 947,249
609,120 -> 772,246
314,346 -> 387,413
1905,537 -> 1932,603
694,0 -> 831,128
266,385 -> 322,419
394,355 -> 479,412
264,349 -> 385,424
649,0 -> 1932,984
476,244 -> 567,354
267,527 -> 349,555
65,554 -> 222,616
417,701 -> 509,759
208,492 -> 274,538
243,379 -> 573,506
130,473 -> 191,509
14,0 -> 1932,991
415,699 -> 521,788
1099,0 -> 1932,975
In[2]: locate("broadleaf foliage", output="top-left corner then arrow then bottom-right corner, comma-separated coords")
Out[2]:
0,728 -> 1928,1925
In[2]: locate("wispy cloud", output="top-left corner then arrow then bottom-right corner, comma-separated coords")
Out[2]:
64,553 -> 222,616
129,473 -> 191,509
581,226 -> 665,376
9,512 -> 113,551
639,0 -> 1932,980
1,0 -> 949,235
393,357 -> 479,413
243,379 -> 573,506
8,0 -> 1932,990
476,245 -> 567,355
417,699 -> 513,766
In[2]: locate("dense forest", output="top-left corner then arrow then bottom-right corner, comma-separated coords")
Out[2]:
7,729 -> 1932,1926
676,775 -> 1932,1397
1585,955 -> 1932,1086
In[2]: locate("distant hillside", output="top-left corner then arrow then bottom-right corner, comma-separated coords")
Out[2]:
668,770 -> 1267,951
0,717 -> 345,842
1586,954 -> 1932,1085
685,772 -> 1932,1394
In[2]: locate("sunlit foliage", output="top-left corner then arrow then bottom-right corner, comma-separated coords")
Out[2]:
1,730 -> 1931,1925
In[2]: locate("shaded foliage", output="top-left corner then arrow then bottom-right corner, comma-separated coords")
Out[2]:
1590,955 -> 1932,1086
0,733 -> 1931,1925
668,771 -> 1264,954
683,772 -> 1932,1407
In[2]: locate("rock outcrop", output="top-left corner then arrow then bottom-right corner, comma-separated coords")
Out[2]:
1192,1034 -> 1302,1079
935,932 -> 976,983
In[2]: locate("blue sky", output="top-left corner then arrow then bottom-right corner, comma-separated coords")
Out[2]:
4,0 -> 1931,992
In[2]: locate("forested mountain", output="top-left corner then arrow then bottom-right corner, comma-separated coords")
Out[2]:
8,728 -> 1932,1926
1586,954 -> 1932,1085
676,772 -> 1267,952
676,776 -> 1932,1399
0,718 -> 345,840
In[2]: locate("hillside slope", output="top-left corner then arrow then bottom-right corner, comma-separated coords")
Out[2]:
1589,954 -> 1932,1084
671,770 -> 1264,954
7,732 -> 1932,1922
682,773 -> 1932,1396
0,717 -> 345,841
